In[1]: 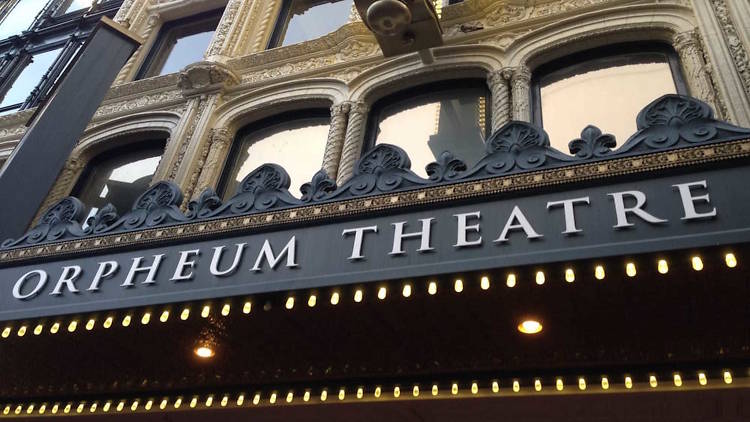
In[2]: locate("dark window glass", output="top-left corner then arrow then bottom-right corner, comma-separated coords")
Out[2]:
74,141 -> 165,224
533,45 -> 684,152
222,112 -> 330,198
139,10 -> 222,78
369,81 -> 490,178
0,47 -> 62,113
0,0 -> 43,40
271,0 -> 353,47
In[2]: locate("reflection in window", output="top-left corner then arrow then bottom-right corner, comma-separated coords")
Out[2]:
74,142 -> 165,225
223,113 -> 330,198
0,0 -> 43,41
140,10 -> 222,78
0,48 -> 62,111
537,50 -> 679,151
58,0 -> 94,15
272,0 -> 353,47
372,84 -> 489,177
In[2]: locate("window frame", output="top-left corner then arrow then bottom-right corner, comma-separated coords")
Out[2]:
530,42 -> 688,130
218,108 -> 331,199
363,79 -> 492,157
266,0 -> 350,49
136,8 -> 224,80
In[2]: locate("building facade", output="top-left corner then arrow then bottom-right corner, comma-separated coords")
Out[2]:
0,0 -> 748,420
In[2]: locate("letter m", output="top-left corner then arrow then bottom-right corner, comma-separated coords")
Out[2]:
251,237 -> 298,272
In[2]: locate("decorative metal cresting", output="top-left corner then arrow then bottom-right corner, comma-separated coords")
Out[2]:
3,94 -> 750,249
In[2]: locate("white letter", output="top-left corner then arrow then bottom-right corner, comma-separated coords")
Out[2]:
390,218 -> 435,255
122,254 -> 165,286
171,249 -> 201,281
50,265 -> 82,296
251,237 -> 298,272
13,270 -> 48,300
494,206 -> 543,243
87,261 -> 119,291
342,226 -> 378,260
454,212 -> 482,247
673,180 -> 717,220
608,190 -> 668,228
210,243 -> 247,276
546,197 -> 590,234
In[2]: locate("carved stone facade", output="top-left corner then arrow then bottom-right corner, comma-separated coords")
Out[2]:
0,0 -> 746,225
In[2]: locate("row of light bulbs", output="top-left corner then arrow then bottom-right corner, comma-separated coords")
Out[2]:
0,370 -> 740,417
0,252 -> 739,341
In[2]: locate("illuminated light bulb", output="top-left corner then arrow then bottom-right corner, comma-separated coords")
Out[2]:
2,405 -> 9,415
195,346 -> 214,359
320,390 -> 327,401
103,402 -> 111,412
64,403 -> 72,414
480,276 -> 490,290
578,377 -> 586,390
39,403 -> 47,414
77,403 -> 85,413
103,316 -> 113,328
534,379 -> 541,392
506,273 -> 517,288
67,320 -> 78,332
471,382 -> 479,394
303,391 -> 311,402
402,284 -> 412,298
236,394 -> 244,406
624,376 -> 633,389
673,374 -> 682,387
141,312 -> 151,325
451,383 -> 458,395
512,380 -> 520,393
144,400 -> 153,411
180,308 -> 190,320
159,310 -> 169,323
252,394 -> 261,405
287,392 -> 294,403
52,403 -> 61,414
725,253 -> 737,268
601,377 -> 609,390
221,304 -> 231,316
625,262 -> 636,277
308,294 -> 317,307
535,271 -> 545,285
491,381 -> 499,393
338,388 -> 345,400
565,268 -> 575,283
649,375 -> 657,388
201,305 -> 210,318
285,297 -> 295,309
698,372 -> 707,386
205,396 -> 214,407
220,396 -> 228,407
89,402 -> 97,412
691,256 -> 703,271
723,371 -> 732,384
330,292 -> 340,305
130,400 -> 139,411
26,404 -> 34,414
354,289 -> 363,303
556,378 -> 564,391
189,397 -> 198,408
116,401 -> 124,412
378,286 -> 387,300
412,385 -> 419,397
121,315 -> 131,327
17,325 -> 26,337
428,281 -> 437,295
393,386 -> 400,398
357,387 -> 364,399
374,386 -> 382,398
594,265 -> 605,280
454,279 -> 463,292
34,324 -> 44,335
84,319 -> 95,331
1,327 -> 11,338
16,405 -> 23,414
518,320 -> 543,334
174,398 -> 182,408
433,384 -> 439,395
243,301 -> 252,314
657,259 -> 669,274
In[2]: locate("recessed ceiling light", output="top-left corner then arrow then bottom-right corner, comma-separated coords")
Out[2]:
194,346 -> 214,359
517,319 -> 543,334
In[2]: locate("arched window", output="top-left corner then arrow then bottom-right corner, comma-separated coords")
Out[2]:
366,79 -> 490,177
220,110 -> 330,198
72,138 -> 166,223
268,0 -> 354,48
532,42 -> 687,151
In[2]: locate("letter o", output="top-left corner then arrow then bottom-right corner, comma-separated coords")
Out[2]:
13,270 -> 48,300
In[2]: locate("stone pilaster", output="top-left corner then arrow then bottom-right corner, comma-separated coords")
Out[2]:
510,65 -> 531,122
673,30 -> 723,118
191,127 -> 232,199
335,101 -> 369,185
204,0 -> 245,63
322,102 -> 351,180
486,69 -> 512,133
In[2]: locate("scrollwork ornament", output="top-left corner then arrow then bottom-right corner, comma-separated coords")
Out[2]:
568,125 -> 616,159
1,197 -> 87,248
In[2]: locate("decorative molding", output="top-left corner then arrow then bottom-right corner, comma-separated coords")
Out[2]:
335,101 -> 369,185
93,89 -> 184,120
167,96 -> 210,181
192,126 -> 232,199
510,65 -> 531,122
204,0 -> 242,59
708,0 -> 750,98
321,102 -> 351,180
177,61 -> 239,95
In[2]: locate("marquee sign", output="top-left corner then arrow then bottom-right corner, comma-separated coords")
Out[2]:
1,95 -> 749,322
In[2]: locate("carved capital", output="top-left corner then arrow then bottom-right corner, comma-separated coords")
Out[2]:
510,65 -> 531,85
178,61 -> 240,95
346,101 -> 369,116
672,30 -> 701,53
331,102 -> 351,116
208,127 -> 232,148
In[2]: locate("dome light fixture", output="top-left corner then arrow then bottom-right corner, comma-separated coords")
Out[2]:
517,319 -> 543,335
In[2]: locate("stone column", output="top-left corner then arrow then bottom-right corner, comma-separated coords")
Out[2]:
510,65 -> 531,122
192,127 -> 232,199
335,101 -> 369,185
486,69 -> 512,133
322,102 -> 350,180
673,30 -> 723,117
204,0 -> 245,62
